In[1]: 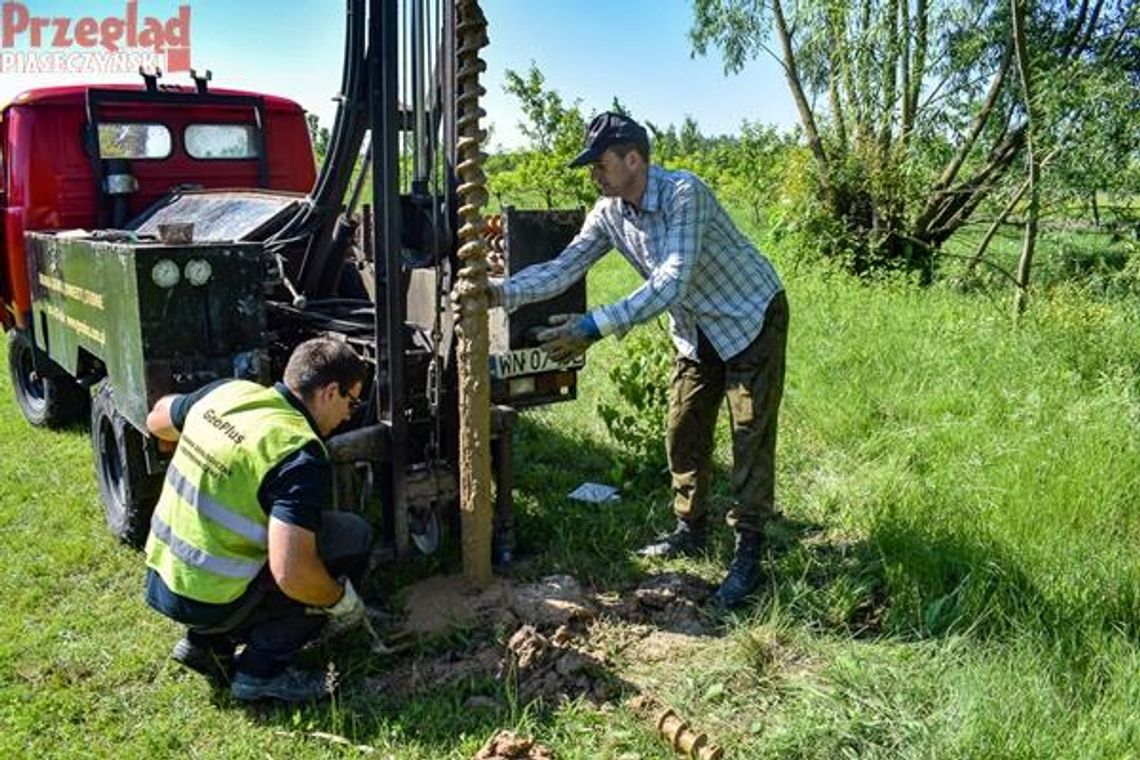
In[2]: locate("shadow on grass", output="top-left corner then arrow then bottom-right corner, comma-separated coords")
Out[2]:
864,518 -> 1140,649
505,414 -> 676,588
223,620 -> 645,756
755,512 -> 1072,645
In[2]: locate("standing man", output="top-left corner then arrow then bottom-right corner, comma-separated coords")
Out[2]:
490,112 -> 788,609
143,337 -> 373,701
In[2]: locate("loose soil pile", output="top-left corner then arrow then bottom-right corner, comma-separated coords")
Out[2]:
471,730 -> 553,760
365,571 -> 716,706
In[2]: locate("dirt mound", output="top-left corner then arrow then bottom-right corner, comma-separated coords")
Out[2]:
595,571 -> 714,635
502,624 -> 615,704
471,730 -> 553,760
399,574 -> 511,635
399,574 -> 597,636
368,571 -> 714,705
502,574 -> 597,629
364,620 -> 617,706
364,645 -> 503,699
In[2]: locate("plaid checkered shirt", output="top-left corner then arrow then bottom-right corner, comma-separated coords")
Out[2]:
500,164 -> 783,360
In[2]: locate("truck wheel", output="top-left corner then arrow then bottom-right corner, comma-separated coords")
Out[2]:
6,330 -> 87,428
91,384 -> 163,548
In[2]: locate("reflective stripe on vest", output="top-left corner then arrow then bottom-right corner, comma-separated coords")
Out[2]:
150,514 -> 263,580
164,464 -> 268,547
144,380 -> 324,604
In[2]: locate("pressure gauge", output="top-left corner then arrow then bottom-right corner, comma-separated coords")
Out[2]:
151,258 -> 180,288
185,258 -> 213,287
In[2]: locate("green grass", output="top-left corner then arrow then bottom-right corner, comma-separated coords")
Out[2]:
940,222 -> 1139,298
4,223 -> 1140,757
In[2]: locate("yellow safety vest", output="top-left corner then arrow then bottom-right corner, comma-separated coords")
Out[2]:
144,381 -> 325,604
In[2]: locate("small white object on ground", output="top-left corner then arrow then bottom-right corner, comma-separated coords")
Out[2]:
567,482 -> 620,503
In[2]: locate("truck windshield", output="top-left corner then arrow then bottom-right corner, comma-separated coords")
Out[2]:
184,124 -> 259,159
98,123 -> 172,159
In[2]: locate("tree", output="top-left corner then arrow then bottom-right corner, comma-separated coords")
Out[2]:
488,63 -> 594,209
707,121 -> 790,226
690,0 -> 1140,276
645,120 -> 682,163
679,115 -> 704,157
305,112 -> 330,162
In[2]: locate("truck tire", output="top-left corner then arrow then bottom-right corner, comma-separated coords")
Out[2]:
91,384 -> 163,548
6,330 -> 88,428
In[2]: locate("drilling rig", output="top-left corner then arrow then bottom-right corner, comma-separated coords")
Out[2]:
0,0 -> 586,579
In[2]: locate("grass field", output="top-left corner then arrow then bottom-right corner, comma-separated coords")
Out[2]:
3,226 -> 1140,758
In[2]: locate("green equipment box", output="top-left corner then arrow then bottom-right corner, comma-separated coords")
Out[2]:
26,232 -> 270,431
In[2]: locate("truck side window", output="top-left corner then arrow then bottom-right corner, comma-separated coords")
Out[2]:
184,124 -> 259,159
97,123 -> 172,159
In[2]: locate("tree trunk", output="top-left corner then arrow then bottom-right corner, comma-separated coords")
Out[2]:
913,49 -> 1012,239
879,0 -> 899,161
964,178 -> 1028,276
903,0 -> 928,146
828,53 -> 847,148
1011,0 -> 1039,317
922,123 -> 1026,245
772,0 -> 834,208
833,5 -> 864,150
1013,177 -> 1040,316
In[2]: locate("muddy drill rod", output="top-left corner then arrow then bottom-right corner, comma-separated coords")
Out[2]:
453,0 -> 493,589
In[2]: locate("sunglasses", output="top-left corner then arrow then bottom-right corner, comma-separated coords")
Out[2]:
339,386 -> 364,412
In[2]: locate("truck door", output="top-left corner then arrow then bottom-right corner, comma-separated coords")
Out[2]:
0,114 -> 8,328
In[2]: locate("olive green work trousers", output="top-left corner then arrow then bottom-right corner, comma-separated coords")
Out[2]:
665,291 -> 788,534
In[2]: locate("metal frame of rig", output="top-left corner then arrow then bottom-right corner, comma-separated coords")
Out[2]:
3,0 -> 587,567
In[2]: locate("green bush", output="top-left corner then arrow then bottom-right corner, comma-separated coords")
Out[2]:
596,323 -> 673,489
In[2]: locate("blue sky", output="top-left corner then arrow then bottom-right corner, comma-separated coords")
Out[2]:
0,0 -> 797,149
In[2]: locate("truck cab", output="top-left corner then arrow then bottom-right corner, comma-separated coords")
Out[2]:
1,81 -> 316,329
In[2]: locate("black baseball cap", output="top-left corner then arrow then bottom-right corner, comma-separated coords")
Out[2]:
568,111 -> 650,168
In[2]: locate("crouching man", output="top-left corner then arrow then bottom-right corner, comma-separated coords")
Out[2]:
142,337 -> 373,702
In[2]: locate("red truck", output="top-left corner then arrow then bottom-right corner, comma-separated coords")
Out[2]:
2,78 -> 315,426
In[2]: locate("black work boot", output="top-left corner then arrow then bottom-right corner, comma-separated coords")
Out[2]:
637,517 -> 707,559
231,667 -> 332,703
711,530 -> 764,609
172,636 -> 235,685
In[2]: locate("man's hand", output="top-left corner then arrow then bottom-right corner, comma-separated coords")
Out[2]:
323,577 -> 366,635
535,313 -> 601,363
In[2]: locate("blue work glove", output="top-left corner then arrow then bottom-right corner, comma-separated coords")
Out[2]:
535,313 -> 601,363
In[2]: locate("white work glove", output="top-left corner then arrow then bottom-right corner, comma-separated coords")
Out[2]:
324,577 -> 366,635
535,313 -> 601,363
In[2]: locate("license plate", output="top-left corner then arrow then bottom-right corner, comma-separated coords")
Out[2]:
489,347 -> 585,379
